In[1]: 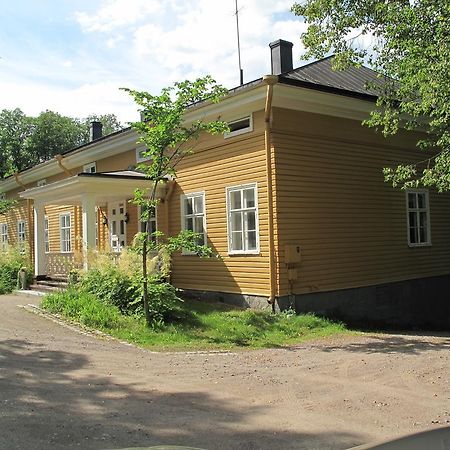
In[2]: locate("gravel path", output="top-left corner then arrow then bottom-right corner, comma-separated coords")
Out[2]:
0,293 -> 449,450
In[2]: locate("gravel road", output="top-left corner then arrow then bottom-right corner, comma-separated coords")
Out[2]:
0,293 -> 449,450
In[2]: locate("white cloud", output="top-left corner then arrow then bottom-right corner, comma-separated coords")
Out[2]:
75,0 -> 162,32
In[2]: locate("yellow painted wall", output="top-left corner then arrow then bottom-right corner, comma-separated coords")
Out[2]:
271,107 -> 450,296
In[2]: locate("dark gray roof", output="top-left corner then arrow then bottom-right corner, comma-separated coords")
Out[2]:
281,56 -> 385,98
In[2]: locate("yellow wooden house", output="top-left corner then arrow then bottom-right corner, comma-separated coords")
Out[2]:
1,40 -> 449,328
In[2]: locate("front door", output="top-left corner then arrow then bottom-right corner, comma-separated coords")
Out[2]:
108,201 -> 126,252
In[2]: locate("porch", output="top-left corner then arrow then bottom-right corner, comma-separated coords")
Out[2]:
19,171 -> 165,277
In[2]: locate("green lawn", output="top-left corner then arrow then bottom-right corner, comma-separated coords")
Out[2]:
41,290 -> 350,351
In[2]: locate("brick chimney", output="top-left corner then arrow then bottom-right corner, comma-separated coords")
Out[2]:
269,39 -> 293,75
90,121 -> 103,141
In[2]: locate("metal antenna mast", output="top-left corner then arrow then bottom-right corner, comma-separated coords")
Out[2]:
235,0 -> 244,85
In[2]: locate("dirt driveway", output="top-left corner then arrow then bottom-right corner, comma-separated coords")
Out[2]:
0,293 -> 449,450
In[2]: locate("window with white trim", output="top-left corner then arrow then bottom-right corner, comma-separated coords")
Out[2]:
1,224 -> 8,252
60,213 -> 72,253
227,184 -> 259,254
17,220 -> 26,253
136,146 -> 151,163
406,190 -> 431,246
44,216 -> 49,253
83,162 -> 96,173
224,114 -> 253,139
181,192 -> 206,250
139,205 -> 158,242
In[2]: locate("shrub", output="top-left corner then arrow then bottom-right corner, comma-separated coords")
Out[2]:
0,247 -> 32,294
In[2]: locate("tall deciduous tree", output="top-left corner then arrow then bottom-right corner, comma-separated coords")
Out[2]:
123,76 -> 229,326
292,0 -> 450,191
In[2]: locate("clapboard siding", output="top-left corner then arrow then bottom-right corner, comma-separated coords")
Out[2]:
272,107 -> 450,296
169,110 -> 271,296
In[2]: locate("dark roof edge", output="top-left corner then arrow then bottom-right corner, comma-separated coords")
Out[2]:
278,75 -> 379,102
77,172 -> 148,181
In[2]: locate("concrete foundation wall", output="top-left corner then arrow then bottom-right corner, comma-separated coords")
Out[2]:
289,274 -> 450,330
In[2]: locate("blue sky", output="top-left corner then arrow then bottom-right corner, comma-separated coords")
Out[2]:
0,0 -> 308,123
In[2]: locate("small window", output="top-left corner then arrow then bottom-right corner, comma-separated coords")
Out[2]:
17,220 -> 26,253
37,179 -> 47,187
406,190 -> 431,246
0,224 -> 8,252
0,193 -> 5,201
139,205 -> 158,242
83,162 -> 96,173
136,146 -> 151,163
227,183 -> 259,254
44,216 -> 49,253
224,115 -> 253,139
181,192 -> 206,253
60,213 -> 72,253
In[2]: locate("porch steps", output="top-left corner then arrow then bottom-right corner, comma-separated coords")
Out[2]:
29,277 -> 69,294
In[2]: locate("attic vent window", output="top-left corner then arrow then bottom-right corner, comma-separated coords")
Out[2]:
224,114 -> 253,138
37,179 -> 47,187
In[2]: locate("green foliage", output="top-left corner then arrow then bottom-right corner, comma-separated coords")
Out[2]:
42,289 -> 122,329
79,267 -> 139,314
42,294 -> 349,350
0,246 -> 32,294
0,198 -> 17,216
123,76 -> 228,325
292,0 -> 450,190
0,108 -> 124,178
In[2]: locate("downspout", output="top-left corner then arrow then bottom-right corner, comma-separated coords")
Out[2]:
14,173 -> 33,266
164,180 -> 176,235
54,154 -> 73,176
262,75 -> 279,311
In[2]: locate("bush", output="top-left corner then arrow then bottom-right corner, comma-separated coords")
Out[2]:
0,247 -> 32,294
77,249 -> 182,325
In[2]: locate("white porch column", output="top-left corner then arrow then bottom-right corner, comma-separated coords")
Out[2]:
81,194 -> 96,270
33,202 -> 46,277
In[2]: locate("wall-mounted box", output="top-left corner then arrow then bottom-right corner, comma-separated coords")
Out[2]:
285,244 -> 301,264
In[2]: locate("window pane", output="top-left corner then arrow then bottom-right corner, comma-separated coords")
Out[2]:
112,221 -> 117,235
186,217 -> 194,231
409,227 -> 417,244
185,198 -> 193,215
231,232 -> 243,251
230,191 -> 241,210
245,211 -> 256,231
244,188 -> 255,208
120,220 -> 125,235
194,217 -> 204,234
419,211 -> 427,228
194,196 -> 203,214
246,231 -> 257,250
409,212 -> 417,228
417,193 -> 426,209
231,212 -> 242,231
419,227 -> 427,243
408,193 -> 416,209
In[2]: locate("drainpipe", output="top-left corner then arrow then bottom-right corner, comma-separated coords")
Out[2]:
54,154 -> 72,176
14,173 -> 33,266
164,180 -> 176,236
262,75 -> 278,311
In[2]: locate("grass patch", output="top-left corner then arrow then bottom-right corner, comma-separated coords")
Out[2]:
42,289 -> 350,351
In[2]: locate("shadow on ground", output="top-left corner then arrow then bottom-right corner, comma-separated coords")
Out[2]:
0,339 -> 362,450
301,335 -> 450,355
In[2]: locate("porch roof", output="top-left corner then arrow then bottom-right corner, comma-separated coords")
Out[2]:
19,171 -> 165,205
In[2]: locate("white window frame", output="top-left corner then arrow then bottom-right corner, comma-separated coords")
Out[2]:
136,145 -> 151,163
406,189 -> 431,247
224,114 -> 253,139
226,183 -> 260,255
44,216 -> 49,254
180,192 -> 207,255
59,213 -> 72,253
37,179 -> 47,187
17,220 -> 26,253
83,162 -> 97,173
0,223 -> 8,252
